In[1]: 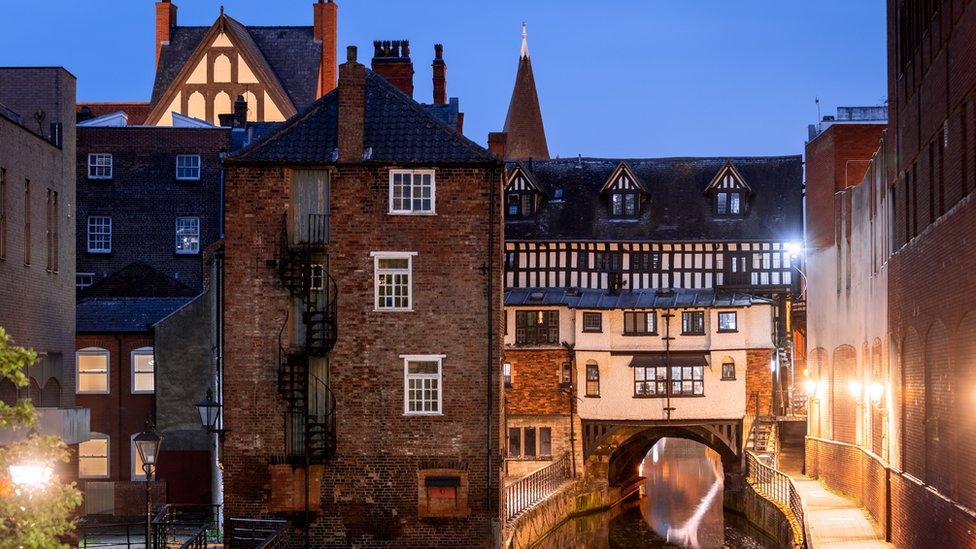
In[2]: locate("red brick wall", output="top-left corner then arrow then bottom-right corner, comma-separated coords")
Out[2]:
745,348 -> 772,415
830,346 -> 856,444
222,158 -> 504,545
503,349 -> 571,416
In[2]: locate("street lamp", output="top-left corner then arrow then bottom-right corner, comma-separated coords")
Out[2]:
196,387 -> 222,433
8,462 -> 53,492
134,418 -> 162,548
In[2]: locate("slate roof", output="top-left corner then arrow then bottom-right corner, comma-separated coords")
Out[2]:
505,156 -> 803,242
230,70 -> 495,164
151,24 -> 321,111
79,261 -> 199,299
505,287 -> 773,309
76,297 -> 193,333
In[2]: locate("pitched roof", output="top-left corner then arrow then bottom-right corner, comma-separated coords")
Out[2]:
504,156 -> 803,242
79,261 -> 199,299
77,102 -> 152,125
76,297 -> 193,333
502,30 -> 549,161
230,70 -> 495,164
151,19 -> 321,113
505,287 -> 773,309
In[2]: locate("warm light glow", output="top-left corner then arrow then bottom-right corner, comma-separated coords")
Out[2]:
9,463 -> 53,490
803,379 -> 817,395
848,380 -> 863,400
785,241 -> 803,258
817,380 -> 828,398
868,382 -> 884,403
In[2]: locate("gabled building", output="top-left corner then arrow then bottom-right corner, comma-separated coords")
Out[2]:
219,46 -> 504,544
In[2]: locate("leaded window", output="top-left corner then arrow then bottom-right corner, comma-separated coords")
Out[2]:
515,310 -> 559,345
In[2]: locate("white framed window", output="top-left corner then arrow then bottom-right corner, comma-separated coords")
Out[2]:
79,433 -> 110,479
311,264 -> 325,291
87,216 -> 112,253
76,347 -> 109,394
131,433 -> 148,481
175,154 -> 202,180
389,170 -> 435,214
402,354 -> 444,415
76,272 -> 95,289
87,154 -> 113,179
175,217 -> 200,255
372,251 -> 416,311
131,347 -> 154,394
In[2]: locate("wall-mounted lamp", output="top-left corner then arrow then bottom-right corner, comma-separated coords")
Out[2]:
867,382 -> 884,404
848,380 -> 863,400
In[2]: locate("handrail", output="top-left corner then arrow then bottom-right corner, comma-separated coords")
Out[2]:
505,452 -> 572,522
744,451 -> 806,546
151,504 -> 220,549
226,517 -> 290,549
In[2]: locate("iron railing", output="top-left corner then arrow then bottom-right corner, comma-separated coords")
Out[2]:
226,518 -> 290,549
745,451 -> 806,546
505,452 -> 572,522
77,521 -> 145,548
151,504 -> 220,548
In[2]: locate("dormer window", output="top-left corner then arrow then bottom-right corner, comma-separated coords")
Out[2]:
610,191 -> 639,218
601,162 -> 646,220
505,167 -> 544,219
716,192 -> 742,215
506,191 -> 535,218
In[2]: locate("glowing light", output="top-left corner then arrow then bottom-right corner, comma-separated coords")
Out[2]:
868,382 -> 884,403
651,445 -> 659,464
817,380 -> 828,397
9,463 -> 53,490
785,242 -> 803,258
803,379 -> 817,395
848,380 -> 863,400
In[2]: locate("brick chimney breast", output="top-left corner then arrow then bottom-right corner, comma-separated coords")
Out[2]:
432,44 -> 447,106
155,0 -> 178,65
338,45 -> 365,163
371,39 -> 414,97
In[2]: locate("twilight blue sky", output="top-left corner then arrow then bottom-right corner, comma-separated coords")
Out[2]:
0,1 -> 886,158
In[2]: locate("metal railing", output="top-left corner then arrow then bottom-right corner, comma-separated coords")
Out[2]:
77,521 -> 145,548
745,451 -> 806,545
151,504 -> 220,548
226,518 -> 290,549
505,452 -> 572,522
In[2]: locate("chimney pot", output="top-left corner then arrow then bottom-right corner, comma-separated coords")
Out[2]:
347,45 -> 357,63
432,44 -> 447,105
434,44 -> 443,60
401,41 -> 410,57
371,38 -> 414,97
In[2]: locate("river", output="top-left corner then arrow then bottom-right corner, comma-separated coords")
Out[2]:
535,438 -> 770,548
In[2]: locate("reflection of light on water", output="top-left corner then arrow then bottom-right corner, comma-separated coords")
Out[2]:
641,438 -> 724,549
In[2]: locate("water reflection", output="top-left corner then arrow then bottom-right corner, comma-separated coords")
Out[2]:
640,438 -> 725,548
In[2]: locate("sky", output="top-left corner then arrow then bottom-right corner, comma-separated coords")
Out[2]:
0,1 -> 886,158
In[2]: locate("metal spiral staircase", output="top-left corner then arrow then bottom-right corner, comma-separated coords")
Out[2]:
276,213 -> 338,465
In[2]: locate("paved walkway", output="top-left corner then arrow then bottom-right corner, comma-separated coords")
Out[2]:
790,476 -> 890,548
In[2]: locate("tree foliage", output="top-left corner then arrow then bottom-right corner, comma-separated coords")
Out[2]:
0,327 -> 82,548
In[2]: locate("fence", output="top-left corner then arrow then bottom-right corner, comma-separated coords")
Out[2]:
505,452 -> 572,522
745,451 -> 806,545
77,521 -> 145,548
151,504 -> 220,548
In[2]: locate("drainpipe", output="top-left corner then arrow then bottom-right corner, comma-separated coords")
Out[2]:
115,334 -> 124,483
485,167 -> 497,538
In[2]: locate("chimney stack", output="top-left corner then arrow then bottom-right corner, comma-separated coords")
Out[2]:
488,132 -> 507,159
155,0 -> 178,65
432,44 -> 447,105
338,46 -> 365,163
371,40 -> 414,97
313,0 -> 338,95
233,95 -> 248,127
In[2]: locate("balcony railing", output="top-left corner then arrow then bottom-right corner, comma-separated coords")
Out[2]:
505,452 -> 572,522
744,451 -> 806,546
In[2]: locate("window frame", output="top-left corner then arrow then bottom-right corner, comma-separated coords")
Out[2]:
506,191 -> 535,218
721,361 -> 736,381
582,312 -> 602,333
76,347 -> 110,394
717,311 -> 738,333
402,354 -> 444,416
503,362 -> 512,388
585,362 -> 600,397
87,153 -> 113,180
681,311 -> 706,335
175,154 -> 202,181
78,432 -> 110,479
389,169 -> 436,215
175,216 -> 201,255
610,190 -> 639,218
76,272 -> 95,289
623,311 -> 657,336
507,426 -> 554,459
514,310 -> 560,346
86,216 -> 112,254
715,191 -> 743,216
372,251 -> 416,311
634,363 -> 705,398
130,347 -> 155,394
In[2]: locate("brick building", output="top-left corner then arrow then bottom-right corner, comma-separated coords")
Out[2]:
804,1 -> 976,545
0,67 -> 90,449
219,47 -> 504,545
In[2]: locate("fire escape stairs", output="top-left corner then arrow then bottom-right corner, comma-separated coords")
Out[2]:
747,417 -> 777,466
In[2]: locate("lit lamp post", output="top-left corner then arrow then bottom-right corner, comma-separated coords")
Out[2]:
134,419 -> 162,548
196,387 -> 222,434
8,462 -> 53,494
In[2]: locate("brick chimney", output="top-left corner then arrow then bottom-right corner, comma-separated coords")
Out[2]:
338,46 -> 365,163
155,0 -> 178,65
233,95 -> 248,126
432,44 -> 447,105
313,0 -> 338,95
488,132 -> 507,159
371,40 -> 414,97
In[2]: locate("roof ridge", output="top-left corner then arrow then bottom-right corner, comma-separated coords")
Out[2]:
230,87 -> 339,160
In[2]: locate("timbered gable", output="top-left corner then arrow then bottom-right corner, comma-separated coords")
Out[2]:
146,13 -> 298,126
505,164 -> 546,219
601,162 -> 646,219
705,161 -> 752,216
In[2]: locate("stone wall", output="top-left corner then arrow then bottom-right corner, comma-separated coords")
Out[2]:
724,482 -> 802,549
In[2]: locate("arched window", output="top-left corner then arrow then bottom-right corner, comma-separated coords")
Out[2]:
721,357 -> 736,380
39,378 -> 61,407
212,53 -> 231,83
27,378 -> 41,403
131,347 -> 155,394
79,433 -> 110,479
585,361 -> 600,397
187,91 -> 206,121
213,91 -> 232,125
76,347 -> 109,394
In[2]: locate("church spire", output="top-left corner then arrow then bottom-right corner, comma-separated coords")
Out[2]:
503,22 -> 550,160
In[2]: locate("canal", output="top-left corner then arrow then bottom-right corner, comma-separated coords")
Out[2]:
536,438 -> 771,548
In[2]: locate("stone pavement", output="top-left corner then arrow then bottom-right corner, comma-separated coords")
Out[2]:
790,476 -> 891,548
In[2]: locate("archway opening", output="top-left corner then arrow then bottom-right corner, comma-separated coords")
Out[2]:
606,425 -> 739,488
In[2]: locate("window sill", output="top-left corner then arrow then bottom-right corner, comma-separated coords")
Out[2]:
507,455 -> 553,461
622,332 -> 658,337
388,211 -> 437,216
681,332 -> 706,336
176,177 -> 201,182
131,391 -> 155,395
581,329 -> 603,334
87,250 -> 112,255
721,377 -> 736,381
87,177 -> 113,182
584,394 -> 600,398
375,308 -> 414,313
76,391 -> 110,395
175,251 -> 200,256
717,329 -> 738,334
633,394 -> 706,399
404,412 -> 444,417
